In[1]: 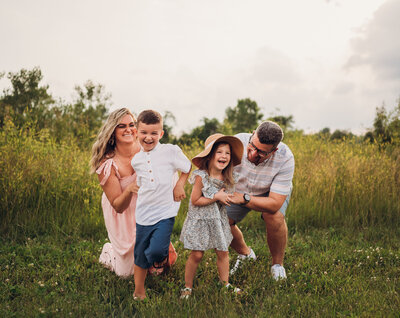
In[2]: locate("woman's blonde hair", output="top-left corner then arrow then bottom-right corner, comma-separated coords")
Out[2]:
90,108 -> 136,174
197,142 -> 235,188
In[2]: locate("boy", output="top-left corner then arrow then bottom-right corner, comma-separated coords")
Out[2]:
131,110 -> 191,300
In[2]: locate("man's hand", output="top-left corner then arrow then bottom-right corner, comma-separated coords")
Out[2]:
214,188 -> 232,206
173,184 -> 186,201
228,192 -> 246,205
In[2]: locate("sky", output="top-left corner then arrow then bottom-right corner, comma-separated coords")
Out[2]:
1,0 -> 399,135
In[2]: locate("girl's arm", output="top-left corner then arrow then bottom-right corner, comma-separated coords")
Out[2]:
191,176 -> 231,206
98,167 -> 139,213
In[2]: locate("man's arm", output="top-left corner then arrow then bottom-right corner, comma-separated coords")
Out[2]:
229,191 -> 287,214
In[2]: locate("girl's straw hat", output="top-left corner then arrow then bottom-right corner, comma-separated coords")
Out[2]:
192,133 -> 244,168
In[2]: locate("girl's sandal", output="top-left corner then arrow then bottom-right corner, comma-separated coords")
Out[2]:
133,294 -> 147,302
223,283 -> 242,295
180,287 -> 192,299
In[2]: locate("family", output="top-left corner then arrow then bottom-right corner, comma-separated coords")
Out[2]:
89,108 -> 295,300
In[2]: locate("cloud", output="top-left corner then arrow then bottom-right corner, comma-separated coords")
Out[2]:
346,0 -> 400,81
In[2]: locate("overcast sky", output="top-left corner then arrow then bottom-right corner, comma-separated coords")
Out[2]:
1,0 -> 399,135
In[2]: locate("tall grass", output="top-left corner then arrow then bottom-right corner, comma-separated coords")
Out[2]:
0,121 -> 102,240
286,134 -> 400,230
1,126 -> 399,240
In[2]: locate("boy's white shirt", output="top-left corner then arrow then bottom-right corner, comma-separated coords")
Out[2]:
131,142 -> 191,226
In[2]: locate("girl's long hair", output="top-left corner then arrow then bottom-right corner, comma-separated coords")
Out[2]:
197,142 -> 235,188
90,108 -> 136,174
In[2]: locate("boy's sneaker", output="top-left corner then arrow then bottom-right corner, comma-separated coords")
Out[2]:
230,248 -> 257,275
271,264 -> 287,281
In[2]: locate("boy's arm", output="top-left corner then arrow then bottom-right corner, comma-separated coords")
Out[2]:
173,171 -> 190,202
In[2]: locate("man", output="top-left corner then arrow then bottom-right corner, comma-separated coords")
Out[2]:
227,121 -> 294,280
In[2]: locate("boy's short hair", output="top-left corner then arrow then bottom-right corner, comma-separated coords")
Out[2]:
137,110 -> 163,127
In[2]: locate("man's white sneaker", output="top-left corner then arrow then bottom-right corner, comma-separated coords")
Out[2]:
230,248 -> 257,275
271,264 -> 287,281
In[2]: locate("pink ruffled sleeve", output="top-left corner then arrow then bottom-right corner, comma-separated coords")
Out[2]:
96,159 -> 121,186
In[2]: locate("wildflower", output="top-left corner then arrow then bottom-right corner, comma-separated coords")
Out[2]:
38,281 -> 45,287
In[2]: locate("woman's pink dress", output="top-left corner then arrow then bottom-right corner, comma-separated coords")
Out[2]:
96,159 -> 137,277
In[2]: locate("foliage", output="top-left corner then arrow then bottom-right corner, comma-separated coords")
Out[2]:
1,123 -> 399,240
1,67 -> 400,317
268,114 -> 294,131
161,111 -> 178,144
329,129 -> 355,141
286,134 -> 400,230
48,80 -> 110,147
179,117 -> 221,145
224,98 -> 263,134
0,120 -> 102,240
0,67 -> 54,128
0,67 -> 110,148
365,100 -> 400,144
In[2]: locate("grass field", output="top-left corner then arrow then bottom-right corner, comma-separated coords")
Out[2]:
1,219 -> 399,317
1,128 -> 399,316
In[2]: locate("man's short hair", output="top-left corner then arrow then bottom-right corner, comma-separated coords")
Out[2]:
256,121 -> 283,147
137,110 -> 163,127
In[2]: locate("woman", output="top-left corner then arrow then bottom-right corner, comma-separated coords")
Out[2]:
90,108 -> 140,277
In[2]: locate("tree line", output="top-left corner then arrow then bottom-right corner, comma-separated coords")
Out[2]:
1,67 -> 399,147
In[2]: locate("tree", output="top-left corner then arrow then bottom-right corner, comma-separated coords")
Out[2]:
179,117 -> 221,145
224,98 -> 263,134
373,105 -> 391,143
268,115 -> 294,131
162,111 -> 177,144
365,100 -> 400,144
330,129 -> 353,141
0,67 -> 54,128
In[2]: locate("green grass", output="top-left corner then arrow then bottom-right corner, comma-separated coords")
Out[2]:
1,215 -> 399,317
1,127 -> 400,316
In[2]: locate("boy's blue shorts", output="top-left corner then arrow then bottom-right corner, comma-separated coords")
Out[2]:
134,217 -> 175,269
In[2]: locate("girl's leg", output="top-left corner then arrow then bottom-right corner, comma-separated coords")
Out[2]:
215,250 -> 229,284
133,265 -> 148,299
184,250 -> 204,288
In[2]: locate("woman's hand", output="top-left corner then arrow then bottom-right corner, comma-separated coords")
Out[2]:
214,188 -> 232,206
127,181 -> 140,194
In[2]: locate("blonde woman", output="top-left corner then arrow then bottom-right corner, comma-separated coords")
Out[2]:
90,108 -> 141,277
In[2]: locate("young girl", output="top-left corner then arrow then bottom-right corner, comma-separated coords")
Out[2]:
179,133 -> 244,298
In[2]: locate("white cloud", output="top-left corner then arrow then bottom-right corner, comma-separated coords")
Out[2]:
346,0 -> 400,81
